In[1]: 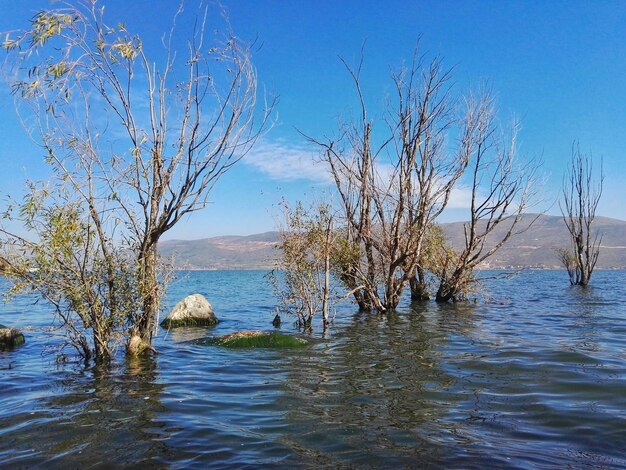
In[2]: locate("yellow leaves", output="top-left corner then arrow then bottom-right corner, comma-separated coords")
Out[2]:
31,12 -> 74,47
110,39 -> 140,61
19,80 -> 41,98
46,206 -> 86,257
2,33 -> 18,51
46,62 -> 68,79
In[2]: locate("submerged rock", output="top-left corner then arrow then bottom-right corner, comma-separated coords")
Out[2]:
127,335 -> 157,356
0,324 -> 25,350
160,294 -> 219,328
216,331 -> 307,348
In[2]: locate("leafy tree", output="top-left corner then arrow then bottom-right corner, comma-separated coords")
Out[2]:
1,183 -> 141,361
270,201 -> 337,330
1,1 -> 271,360
410,224 -> 450,301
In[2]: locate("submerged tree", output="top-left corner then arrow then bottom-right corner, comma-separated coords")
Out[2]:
433,98 -> 539,302
306,48 -> 477,312
270,201 -> 338,330
1,185 -> 141,361
555,247 -> 580,286
409,224 -> 449,301
559,145 -> 603,286
0,1 -> 271,360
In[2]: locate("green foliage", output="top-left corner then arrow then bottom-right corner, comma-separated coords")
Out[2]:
419,224 -> 478,302
1,185 -> 142,361
5,7 -> 140,102
270,200 -> 338,329
30,12 -> 75,47
328,228 -> 361,287
2,0 -> 269,358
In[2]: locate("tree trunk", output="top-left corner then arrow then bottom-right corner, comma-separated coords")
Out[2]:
339,268 -> 373,312
383,276 -> 402,311
435,288 -> 453,303
410,267 -> 430,301
435,272 -> 458,303
137,242 -> 160,345
355,289 -> 374,312
93,328 -> 111,363
322,249 -> 330,328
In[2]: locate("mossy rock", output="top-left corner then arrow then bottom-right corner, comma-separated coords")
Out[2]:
0,324 -> 25,350
161,317 -> 219,329
216,331 -> 308,348
160,294 -> 218,329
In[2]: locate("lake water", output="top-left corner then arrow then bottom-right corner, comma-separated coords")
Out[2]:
1,270 -> 626,468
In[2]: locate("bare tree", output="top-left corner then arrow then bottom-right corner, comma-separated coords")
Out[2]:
306,48 -> 475,312
433,95 -> 539,302
1,1 -> 272,358
559,144 -> 603,286
555,247 -> 579,285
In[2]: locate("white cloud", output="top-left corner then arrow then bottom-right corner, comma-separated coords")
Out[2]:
244,141 -> 479,213
446,185 -> 474,209
243,140 -> 332,182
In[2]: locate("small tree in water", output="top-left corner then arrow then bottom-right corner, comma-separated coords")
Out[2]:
0,1 -> 272,361
1,186 -> 141,362
270,201 -> 338,330
559,144 -> 603,286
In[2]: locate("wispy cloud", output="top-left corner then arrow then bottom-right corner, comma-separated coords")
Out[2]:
447,185 -> 474,209
243,140 -> 331,182
245,140 -> 479,212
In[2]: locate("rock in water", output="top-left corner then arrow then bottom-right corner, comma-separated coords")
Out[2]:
160,294 -> 219,328
272,314 -> 281,328
216,331 -> 307,348
127,335 -> 157,355
0,324 -> 25,350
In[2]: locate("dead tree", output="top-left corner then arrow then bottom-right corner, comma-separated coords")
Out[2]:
559,145 -> 603,286
434,95 -> 539,302
306,48 -> 472,312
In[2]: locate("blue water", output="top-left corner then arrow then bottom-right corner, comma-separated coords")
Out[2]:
1,270 -> 626,468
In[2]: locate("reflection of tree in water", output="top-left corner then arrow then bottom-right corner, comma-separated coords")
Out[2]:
279,304 -> 470,467
10,356 -> 173,468
568,285 -> 605,353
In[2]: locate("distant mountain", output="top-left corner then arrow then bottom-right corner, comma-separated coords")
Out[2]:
159,214 -> 626,270
160,232 -> 280,270
441,214 -> 626,269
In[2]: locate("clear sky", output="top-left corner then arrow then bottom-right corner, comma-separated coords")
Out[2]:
1,0 -> 625,239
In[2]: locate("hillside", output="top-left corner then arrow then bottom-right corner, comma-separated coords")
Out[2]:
159,214 -> 626,270
160,232 -> 279,270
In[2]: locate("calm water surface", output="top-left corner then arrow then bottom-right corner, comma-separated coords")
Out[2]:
1,270 -> 626,468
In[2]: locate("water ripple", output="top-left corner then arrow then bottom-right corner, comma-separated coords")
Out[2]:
1,271 -> 626,468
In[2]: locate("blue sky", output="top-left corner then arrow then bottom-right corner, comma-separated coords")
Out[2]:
1,0 -> 625,239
